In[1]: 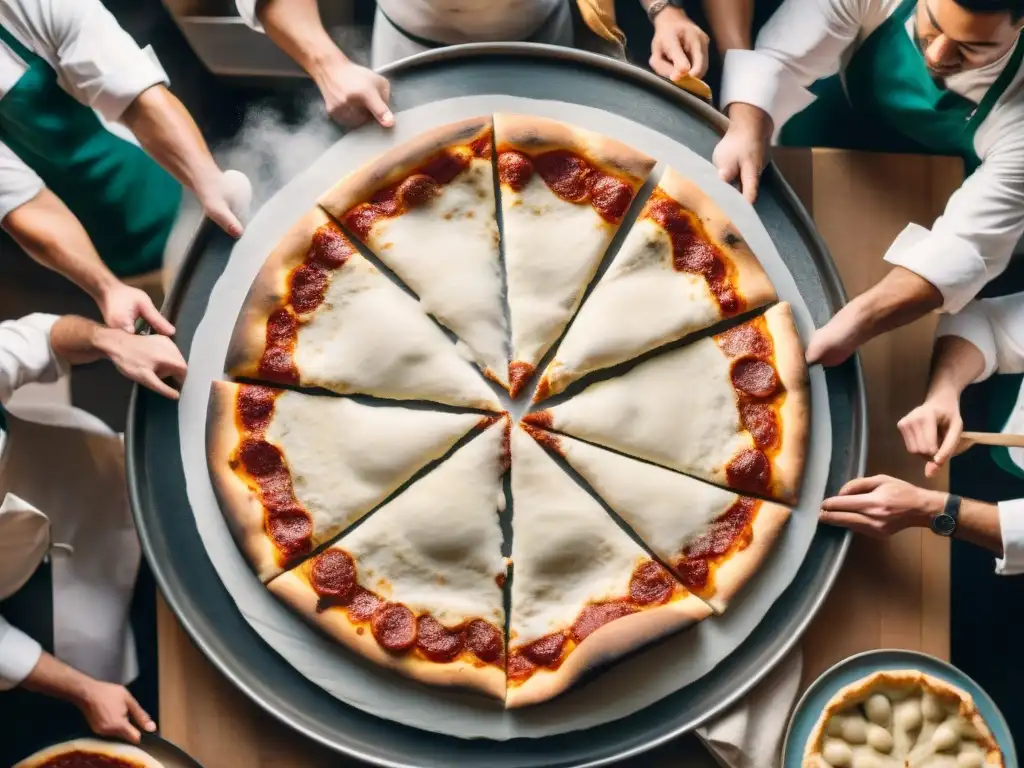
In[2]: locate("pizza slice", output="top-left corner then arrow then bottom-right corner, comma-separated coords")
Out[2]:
494,113 -> 655,396
525,303 -> 809,504
536,167 -> 776,401
506,424 -> 711,708
318,117 -> 509,388
206,381 -> 485,582
268,416 -> 510,700
226,208 -> 500,411
15,740 -> 164,768
529,429 -> 790,613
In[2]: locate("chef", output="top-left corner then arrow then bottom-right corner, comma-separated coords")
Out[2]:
0,313 -> 187,757
712,0 -> 1024,366
234,0 -> 712,126
0,0 -> 249,333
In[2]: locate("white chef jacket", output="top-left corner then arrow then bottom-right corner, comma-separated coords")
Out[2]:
937,292 -> 1024,575
721,0 -> 1024,314
0,0 -> 169,221
236,0 -> 570,69
0,314 -> 139,690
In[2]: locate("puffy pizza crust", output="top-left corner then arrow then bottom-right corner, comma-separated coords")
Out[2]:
507,425 -> 711,708
531,303 -> 808,504
225,208 -> 499,411
318,117 -> 509,386
267,418 -> 509,700
542,430 -> 790,613
804,670 -> 1004,768
14,739 -> 164,768
207,381 -> 482,582
537,167 -> 776,400
495,114 -> 654,391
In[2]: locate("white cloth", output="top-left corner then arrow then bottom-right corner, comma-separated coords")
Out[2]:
0,0 -> 170,221
696,647 -> 803,768
720,0 -> 1024,313
937,292 -> 1024,575
235,0 -> 571,69
0,315 -> 139,689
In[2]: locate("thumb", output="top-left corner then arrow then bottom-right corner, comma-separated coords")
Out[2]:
138,300 -> 175,337
933,420 -> 963,466
363,87 -> 394,128
207,202 -> 244,239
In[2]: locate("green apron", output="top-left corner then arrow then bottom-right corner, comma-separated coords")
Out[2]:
0,23 -> 180,277
779,0 -> 1024,176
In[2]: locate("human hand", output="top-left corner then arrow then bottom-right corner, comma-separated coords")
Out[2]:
196,170 -> 252,239
898,388 -> 963,478
98,282 -> 175,336
74,679 -> 156,743
649,6 -> 710,79
820,475 -> 945,538
94,328 -> 187,399
805,310 -> 866,367
314,58 -> 393,128
712,104 -> 770,203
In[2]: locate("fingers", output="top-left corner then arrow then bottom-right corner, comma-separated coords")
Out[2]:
209,204 -> 244,239
805,330 -> 826,365
933,417 -> 964,466
821,493 -> 873,512
116,720 -> 142,744
362,86 -> 394,128
140,370 -> 180,400
126,692 -> 156,734
649,35 -> 689,80
138,300 -> 175,337
838,475 -> 886,495
819,509 -> 882,537
682,30 -> 708,79
715,152 -> 739,185
739,158 -> 760,204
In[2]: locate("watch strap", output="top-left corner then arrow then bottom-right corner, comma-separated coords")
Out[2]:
932,493 -> 961,536
646,0 -> 672,22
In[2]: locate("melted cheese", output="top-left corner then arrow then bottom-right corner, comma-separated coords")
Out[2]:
555,432 -> 742,571
266,392 -> 480,546
509,426 -> 648,644
294,251 -> 500,410
337,420 -> 507,627
365,158 -> 509,385
544,336 -> 749,487
503,175 -> 616,369
542,218 -> 724,396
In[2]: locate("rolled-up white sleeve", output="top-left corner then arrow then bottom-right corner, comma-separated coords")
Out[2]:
235,0 -> 265,32
0,314 -> 68,405
47,0 -> 169,121
936,291 -> 1024,381
995,498 -> 1024,575
0,141 -> 44,222
883,128 -> 1024,312
0,614 -> 42,690
720,0 -> 865,136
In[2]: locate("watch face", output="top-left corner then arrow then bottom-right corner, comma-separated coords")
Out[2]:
931,513 -> 956,536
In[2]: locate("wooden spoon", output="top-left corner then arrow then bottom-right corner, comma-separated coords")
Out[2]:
955,431 -> 1024,455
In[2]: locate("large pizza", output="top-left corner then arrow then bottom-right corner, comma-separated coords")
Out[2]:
206,114 -> 810,707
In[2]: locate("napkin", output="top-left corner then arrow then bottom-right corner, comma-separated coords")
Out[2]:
696,647 -> 804,768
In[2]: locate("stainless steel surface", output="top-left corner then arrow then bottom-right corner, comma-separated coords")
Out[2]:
128,43 -> 864,767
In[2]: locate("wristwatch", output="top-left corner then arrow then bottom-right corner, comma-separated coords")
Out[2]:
646,0 -> 673,22
930,493 -> 961,537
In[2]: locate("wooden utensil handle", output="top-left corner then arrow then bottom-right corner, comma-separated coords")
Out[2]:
961,431 -> 1024,448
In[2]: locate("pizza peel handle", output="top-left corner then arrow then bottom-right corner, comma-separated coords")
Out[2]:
956,430 -> 1024,453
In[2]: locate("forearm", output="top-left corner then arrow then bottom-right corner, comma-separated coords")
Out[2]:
956,498 -> 1003,556
840,267 -> 944,346
702,0 -> 753,53
925,335 -> 986,401
49,316 -> 123,366
121,86 -> 222,200
726,102 -> 774,139
260,0 -> 346,82
2,190 -> 119,301
20,652 -> 93,704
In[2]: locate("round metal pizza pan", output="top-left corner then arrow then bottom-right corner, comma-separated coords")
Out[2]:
127,44 -> 864,767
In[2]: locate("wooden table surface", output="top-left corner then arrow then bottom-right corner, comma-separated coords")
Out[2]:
157,148 -> 962,767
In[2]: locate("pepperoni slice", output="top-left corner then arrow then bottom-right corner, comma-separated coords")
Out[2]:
465,620 -> 503,663
588,175 -> 633,222
267,510 -> 312,563
371,603 -> 417,652
398,174 -> 439,208
675,557 -> 710,591
237,385 -> 277,432
257,311 -> 299,385
716,322 -> 772,359
521,633 -> 566,667
726,448 -> 772,495
310,549 -> 357,603
507,652 -> 536,681
498,150 -> 533,191
630,560 -> 675,605
289,262 -> 330,315
347,587 -> 382,621
534,151 -> 590,202
572,602 -> 637,643
238,439 -> 284,478
732,358 -> 779,398
310,224 -> 354,269
416,615 -> 464,662
741,403 -> 780,449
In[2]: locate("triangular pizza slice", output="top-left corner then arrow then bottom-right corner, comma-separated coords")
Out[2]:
268,417 -> 510,700
494,113 -> 655,396
531,429 -> 790,613
525,303 -> 809,504
226,208 -> 500,411
206,381 -> 486,582
536,167 -> 776,401
506,425 -> 711,708
318,117 -> 510,388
